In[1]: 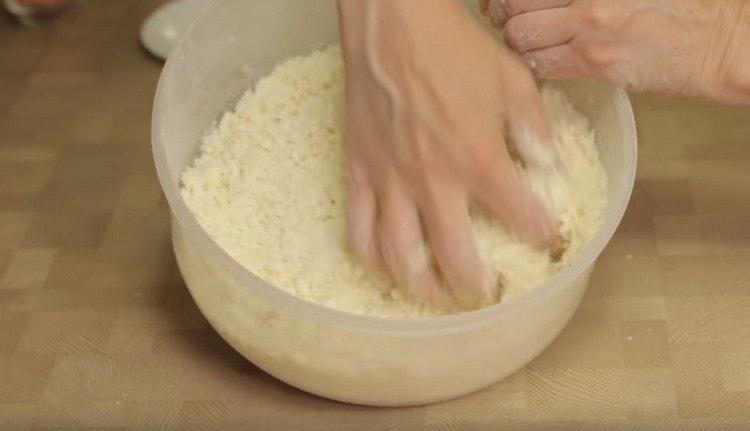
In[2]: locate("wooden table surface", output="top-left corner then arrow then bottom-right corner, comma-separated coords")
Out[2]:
2,2 -> 750,430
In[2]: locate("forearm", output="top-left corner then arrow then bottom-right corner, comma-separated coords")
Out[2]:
718,2 -> 750,106
704,0 -> 750,106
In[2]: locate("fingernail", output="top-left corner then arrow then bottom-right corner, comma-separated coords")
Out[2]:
451,271 -> 496,310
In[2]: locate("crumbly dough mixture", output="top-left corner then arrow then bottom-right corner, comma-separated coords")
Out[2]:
181,46 -> 608,318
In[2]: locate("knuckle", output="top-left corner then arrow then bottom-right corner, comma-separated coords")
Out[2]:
581,3 -> 617,29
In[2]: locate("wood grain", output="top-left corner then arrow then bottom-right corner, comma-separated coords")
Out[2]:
1,1 -> 750,429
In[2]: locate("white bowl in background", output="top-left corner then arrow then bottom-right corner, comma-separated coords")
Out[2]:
140,0 -> 205,60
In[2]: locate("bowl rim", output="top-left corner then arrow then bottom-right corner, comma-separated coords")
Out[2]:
152,2 -> 638,337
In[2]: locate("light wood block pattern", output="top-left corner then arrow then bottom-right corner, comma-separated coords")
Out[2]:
1,1 -> 749,429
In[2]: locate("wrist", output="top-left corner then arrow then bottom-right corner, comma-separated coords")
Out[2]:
337,0 -> 462,46
338,0 -> 462,70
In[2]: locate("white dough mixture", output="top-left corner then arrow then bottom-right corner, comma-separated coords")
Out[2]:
181,46 -> 608,318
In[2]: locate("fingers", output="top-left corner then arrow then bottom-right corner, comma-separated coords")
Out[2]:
481,0 -> 573,28
347,164 -> 381,269
504,87 -> 559,170
480,0 -> 510,28
503,93 -> 564,248
420,184 -> 494,309
472,149 -> 557,248
522,44 -> 593,80
503,0 -> 573,16
378,176 -> 451,306
505,8 -> 577,53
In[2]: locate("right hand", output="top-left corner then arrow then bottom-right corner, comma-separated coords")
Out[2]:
339,0 -> 559,308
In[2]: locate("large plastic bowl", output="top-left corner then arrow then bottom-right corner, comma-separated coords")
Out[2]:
152,0 -> 637,407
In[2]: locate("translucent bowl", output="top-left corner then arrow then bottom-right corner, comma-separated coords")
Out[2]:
152,0 -> 637,407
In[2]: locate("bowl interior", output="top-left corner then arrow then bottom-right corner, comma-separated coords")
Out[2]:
152,0 -> 637,331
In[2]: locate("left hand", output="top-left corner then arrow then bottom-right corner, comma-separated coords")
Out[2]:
480,0 -> 750,105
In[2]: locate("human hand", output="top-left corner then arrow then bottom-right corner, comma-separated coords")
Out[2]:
482,0 -> 750,105
339,0 -> 558,308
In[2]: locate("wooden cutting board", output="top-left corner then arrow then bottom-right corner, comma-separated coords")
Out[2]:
1,1 -> 749,429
